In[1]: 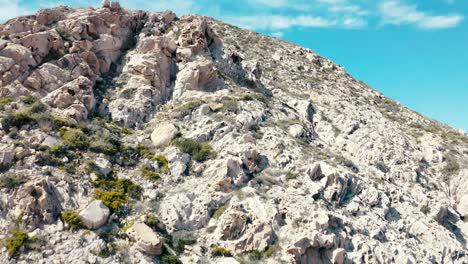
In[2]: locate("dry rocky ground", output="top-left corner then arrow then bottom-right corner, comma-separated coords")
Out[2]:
0,2 -> 467,263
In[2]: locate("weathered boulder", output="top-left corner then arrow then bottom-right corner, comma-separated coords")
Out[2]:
218,206 -> 249,240
0,43 -> 37,69
0,149 -> 15,170
126,222 -> 163,255
78,200 -> 110,229
151,123 -> 178,148
36,8 -> 66,25
173,59 -> 222,98
8,178 -> 62,230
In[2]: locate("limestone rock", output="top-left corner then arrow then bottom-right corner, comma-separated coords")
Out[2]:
126,222 -> 163,255
8,178 -> 62,230
151,123 -> 178,148
78,200 -> 110,229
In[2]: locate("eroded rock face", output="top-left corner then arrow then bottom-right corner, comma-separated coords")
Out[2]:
8,178 -> 62,230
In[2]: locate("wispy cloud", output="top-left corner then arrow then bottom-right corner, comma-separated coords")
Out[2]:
379,0 -> 463,29
225,15 -> 336,30
0,0 -> 30,22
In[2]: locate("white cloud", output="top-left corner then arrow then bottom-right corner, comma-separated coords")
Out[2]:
0,0 -> 30,22
379,0 -> 463,29
225,15 -> 336,30
271,31 -> 284,38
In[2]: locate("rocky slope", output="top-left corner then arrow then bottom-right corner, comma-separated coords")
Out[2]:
0,2 -> 467,264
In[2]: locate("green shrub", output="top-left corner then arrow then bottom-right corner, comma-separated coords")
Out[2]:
212,247 -> 232,257
174,138 -> 216,162
36,144 -> 76,167
93,176 -> 141,212
0,174 -> 25,189
264,245 -> 278,257
121,128 -> 133,135
249,250 -> 263,261
28,102 -> 47,113
19,96 -> 38,105
141,167 -> 160,181
0,97 -> 13,110
154,155 -> 170,174
221,98 -> 238,112
94,178 -> 141,200
212,205 -> 227,219
5,230 -> 29,256
61,211 -> 84,230
173,231 -> 197,254
95,190 -> 127,212
1,112 -> 35,131
161,256 -> 182,264
61,128 -> 89,150
176,100 -> 204,116
146,213 -> 158,229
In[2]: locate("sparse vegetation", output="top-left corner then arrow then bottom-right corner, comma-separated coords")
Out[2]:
0,173 -> 26,189
174,138 -> 216,162
94,177 -> 141,212
141,167 -> 160,181
212,205 -> 228,219
19,95 -> 38,105
95,190 -> 127,212
1,111 -> 35,132
161,255 -> 183,264
5,229 -> 29,256
61,128 -> 90,150
212,247 -> 232,257
175,100 -> 204,116
61,211 -> 84,230
172,230 -> 197,254
0,97 -> 13,110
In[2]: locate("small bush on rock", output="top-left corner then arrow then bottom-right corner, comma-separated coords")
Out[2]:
174,138 -> 216,162
61,211 -> 84,230
212,247 -> 232,257
19,96 -> 38,105
5,229 -> 29,256
0,174 -> 26,189
1,112 -> 35,132
95,190 -> 127,212
61,128 -> 90,150
161,256 -> 182,264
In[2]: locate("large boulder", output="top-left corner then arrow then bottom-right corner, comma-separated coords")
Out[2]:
218,206 -> 249,240
0,43 -> 37,71
151,123 -> 178,148
173,59 -> 222,98
78,200 -> 110,229
126,222 -> 163,255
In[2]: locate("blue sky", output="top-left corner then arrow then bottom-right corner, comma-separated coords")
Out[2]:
2,0 -> 467,131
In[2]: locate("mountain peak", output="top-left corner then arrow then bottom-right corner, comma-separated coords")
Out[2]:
0,4 -> 467,264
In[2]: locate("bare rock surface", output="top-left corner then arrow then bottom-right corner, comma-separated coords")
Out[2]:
78,200 -> 110,229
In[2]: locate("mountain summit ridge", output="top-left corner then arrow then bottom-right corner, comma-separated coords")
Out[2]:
0,2 -> 467,263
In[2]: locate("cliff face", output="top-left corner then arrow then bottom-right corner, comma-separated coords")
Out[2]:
0,3 -> 467,264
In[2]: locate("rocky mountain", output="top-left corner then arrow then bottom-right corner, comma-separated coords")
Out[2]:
0,2 -> 467,263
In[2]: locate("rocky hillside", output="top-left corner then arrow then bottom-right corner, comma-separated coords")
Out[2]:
0,2 -> 467,263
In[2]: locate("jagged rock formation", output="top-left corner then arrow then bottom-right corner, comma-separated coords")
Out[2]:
0,2 -> 467,264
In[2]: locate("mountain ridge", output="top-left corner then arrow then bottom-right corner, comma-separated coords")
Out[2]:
0,3 -> 467,263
